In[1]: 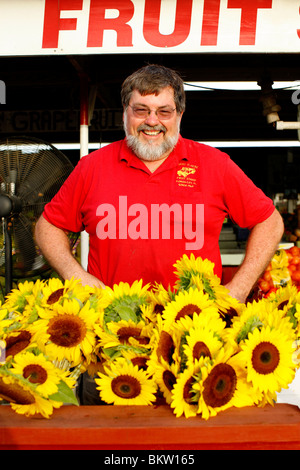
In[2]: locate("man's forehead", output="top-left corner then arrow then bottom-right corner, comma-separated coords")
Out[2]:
130,87 -> 175,102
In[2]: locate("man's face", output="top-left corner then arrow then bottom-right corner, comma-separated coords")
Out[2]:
123,87 -> 183,162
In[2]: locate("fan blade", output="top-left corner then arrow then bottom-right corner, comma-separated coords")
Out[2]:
17,159 -> 72,206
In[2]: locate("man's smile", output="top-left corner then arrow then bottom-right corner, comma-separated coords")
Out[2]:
138,124 -> 166,139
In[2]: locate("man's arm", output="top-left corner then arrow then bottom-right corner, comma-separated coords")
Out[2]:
35,215 -> 105,289
224,209 -> 284,303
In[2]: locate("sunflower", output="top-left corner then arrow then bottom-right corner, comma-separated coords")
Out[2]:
103,280 -> 150,325
4,279 -> 45,318
183,325 -> 224,367
174,303 -> 225,331
267,284 -> 299,330
31,298 -> 99,366
3,328 -> 35,359
80,342 -> 106,377
154,360 -> 180,404
173,254 -> 215,291
105,319 -> 154,349
0,371 -> 62,418
9,350 -> 64,398
267,283 -> 298,311
0,307 -> 13,338
215,294 -> 244,328
195,348 -> 256,420
95,357 -> 157,405
121,349 -> 152,373
295,301 -> 300,341
170,362 -> 200,418
10,394 -> 63,419
151,326 -> 182,368
189,271 -> 234,307
147,283 -> 173,315
162,287 -> 218,330
238,325 -> 296,394
225,298 -> 293,348
40,277 -> 93,308
139,303 -> 159,325
96,318 -> 154,364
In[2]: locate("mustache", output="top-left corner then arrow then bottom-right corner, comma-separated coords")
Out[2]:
137,123 -> 167,133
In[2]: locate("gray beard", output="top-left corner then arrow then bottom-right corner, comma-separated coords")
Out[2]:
125,133 -> 179,162
124,116 -> 179,162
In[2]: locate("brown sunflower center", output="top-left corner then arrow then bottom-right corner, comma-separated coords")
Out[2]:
183,377 -> 195,404
23,364 -> 48,384
162,370 -> 177,391
47,288 -> 65,305
156,331 -> 175,364
175,304 -> 201,321
278,300 -> 289,311
193,341 -> 211,360
154,304 -> 164,315
117,327 -> 149,345
0,378 -> 36,405
111,375 -> 141,399
203,363 -> 237,408
251,341 -> 280,375
5,331 -> 32,357
47,314 -> 87,347
223,307 -> 238,328
131,357 -> 148,370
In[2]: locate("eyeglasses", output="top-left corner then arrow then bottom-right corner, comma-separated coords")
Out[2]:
128,105 -> 176,120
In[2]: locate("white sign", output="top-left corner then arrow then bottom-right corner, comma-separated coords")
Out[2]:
0,0 -> 300,56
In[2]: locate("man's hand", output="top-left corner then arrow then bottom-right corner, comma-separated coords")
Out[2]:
35,215 -> 105,289
79,272 -> 106,289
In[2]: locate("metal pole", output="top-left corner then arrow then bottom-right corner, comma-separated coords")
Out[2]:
79,73 -> 89,271
276,121 -> 300,130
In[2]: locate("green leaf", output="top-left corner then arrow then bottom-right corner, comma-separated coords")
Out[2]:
236,315 -> 263,344
48,380 -> 79,406
115,305 -> 137,322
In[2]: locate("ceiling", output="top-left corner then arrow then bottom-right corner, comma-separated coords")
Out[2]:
1,52 -> 300,195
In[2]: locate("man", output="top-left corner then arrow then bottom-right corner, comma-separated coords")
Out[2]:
35,64 -> 283,304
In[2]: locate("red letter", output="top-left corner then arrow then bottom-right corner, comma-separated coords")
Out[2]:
227,0 -> 272,45
297,7 -> 300,38
87,0 -> 134,47
143,0 -> 192,48
201,0 -> 221,46
42,0 -> 83,48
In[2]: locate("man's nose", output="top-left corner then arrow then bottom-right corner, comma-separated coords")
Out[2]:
144,110 -> 160,125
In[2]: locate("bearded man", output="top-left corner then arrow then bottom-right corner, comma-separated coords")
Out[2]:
35,64 -> 283,303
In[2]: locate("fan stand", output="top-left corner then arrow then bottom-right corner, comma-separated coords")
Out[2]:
2,217 -> 12,295
0,194 -> 21,296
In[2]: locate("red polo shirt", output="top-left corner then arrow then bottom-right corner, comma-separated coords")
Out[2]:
43,137 -> 275,289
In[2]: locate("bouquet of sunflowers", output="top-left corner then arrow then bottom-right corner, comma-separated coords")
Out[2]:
0,254 -> 299,420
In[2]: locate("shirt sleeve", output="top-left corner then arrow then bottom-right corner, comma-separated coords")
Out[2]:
223,156 -> 275,229
43,157 -> 88,233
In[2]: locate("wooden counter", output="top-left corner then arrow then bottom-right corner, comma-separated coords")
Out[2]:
0,404 -> 300,450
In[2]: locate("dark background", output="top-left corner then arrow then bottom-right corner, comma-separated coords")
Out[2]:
1,52 -> 300,198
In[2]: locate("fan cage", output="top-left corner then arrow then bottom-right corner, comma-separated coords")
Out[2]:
0,136 -> 77,280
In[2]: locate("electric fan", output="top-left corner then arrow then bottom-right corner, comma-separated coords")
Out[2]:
0,136 -> 76,295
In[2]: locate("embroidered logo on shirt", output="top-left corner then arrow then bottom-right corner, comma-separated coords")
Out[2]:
176,165 -> 198,188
